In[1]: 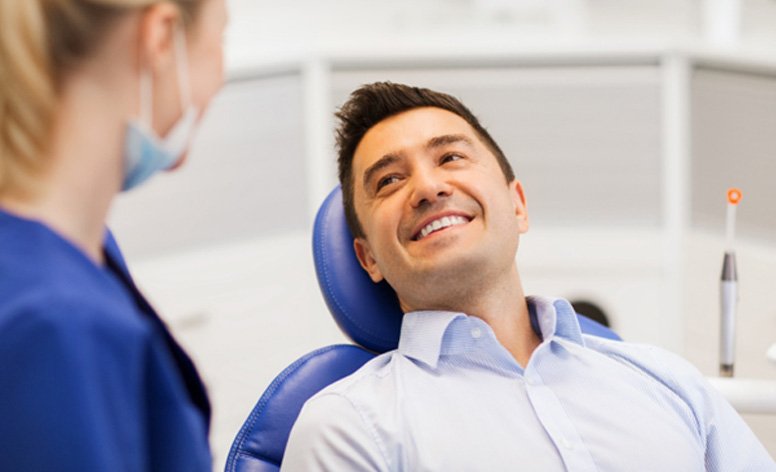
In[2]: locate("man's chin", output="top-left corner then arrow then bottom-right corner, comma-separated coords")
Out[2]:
406,235 -> 473,263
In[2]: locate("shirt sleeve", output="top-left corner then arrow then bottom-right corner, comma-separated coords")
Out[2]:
0,299 -> 149,471
646,346 -> 776,471
281,393 -> 388,472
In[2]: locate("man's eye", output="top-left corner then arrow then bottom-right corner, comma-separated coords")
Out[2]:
377,175 -> 400,190
441,153 -> 464,164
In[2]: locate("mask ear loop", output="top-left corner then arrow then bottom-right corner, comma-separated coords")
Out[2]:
173,27 -> 192,111
139,67 -> 153,128
138,25 -> 190,129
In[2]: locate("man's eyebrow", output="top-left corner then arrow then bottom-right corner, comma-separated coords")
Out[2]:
426,134 -> 474,150
362,154 -> 401,191
360,135 -> 472,191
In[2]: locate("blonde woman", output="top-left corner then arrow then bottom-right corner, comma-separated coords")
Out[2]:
0,0 -> 227,469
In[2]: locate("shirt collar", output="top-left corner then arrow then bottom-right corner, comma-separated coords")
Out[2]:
398,296 -> 585,368
528,295 -> 585,346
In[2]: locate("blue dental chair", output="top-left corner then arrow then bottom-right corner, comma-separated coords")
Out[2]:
225,186 -> 621,472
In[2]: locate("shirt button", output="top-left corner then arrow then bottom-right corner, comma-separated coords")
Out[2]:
471,327 -> 482,339
561,438 -> 574,450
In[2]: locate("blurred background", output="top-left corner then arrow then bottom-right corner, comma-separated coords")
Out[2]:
107,0 -> 776,468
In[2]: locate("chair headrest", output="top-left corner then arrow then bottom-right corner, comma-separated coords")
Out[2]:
312,186 -> 402,353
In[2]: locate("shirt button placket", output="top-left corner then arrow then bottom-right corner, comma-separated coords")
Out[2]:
523,369 -> 595,472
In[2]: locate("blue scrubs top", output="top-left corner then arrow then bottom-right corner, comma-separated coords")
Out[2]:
0,208 -> 211,471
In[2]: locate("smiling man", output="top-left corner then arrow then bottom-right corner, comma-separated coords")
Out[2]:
281,82 -> 774,471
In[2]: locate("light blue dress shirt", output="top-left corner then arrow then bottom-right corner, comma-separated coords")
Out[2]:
282,296 -> 774,471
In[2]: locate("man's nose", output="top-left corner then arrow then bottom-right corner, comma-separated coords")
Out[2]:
409,168 -> 452,209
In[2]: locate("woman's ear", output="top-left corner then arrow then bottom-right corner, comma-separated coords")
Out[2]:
137,3 -> 180,71
353,237 -> 385,283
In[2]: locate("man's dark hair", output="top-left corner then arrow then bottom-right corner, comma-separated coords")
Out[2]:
335,82 -> 515,238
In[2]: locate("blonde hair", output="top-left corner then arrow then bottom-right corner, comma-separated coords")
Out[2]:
0,0 -> 202,196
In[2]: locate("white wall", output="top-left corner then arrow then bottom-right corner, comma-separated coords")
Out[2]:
225,0 -> 776,64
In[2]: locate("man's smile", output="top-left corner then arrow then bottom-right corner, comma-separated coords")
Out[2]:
411,212 -> 473,241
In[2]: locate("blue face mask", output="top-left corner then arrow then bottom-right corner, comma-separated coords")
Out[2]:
122,29 -> 198,191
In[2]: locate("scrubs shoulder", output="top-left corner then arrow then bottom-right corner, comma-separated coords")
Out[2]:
0,209 -> 211,471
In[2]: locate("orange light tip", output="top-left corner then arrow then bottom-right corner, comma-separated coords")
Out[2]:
727,188 -> 742,205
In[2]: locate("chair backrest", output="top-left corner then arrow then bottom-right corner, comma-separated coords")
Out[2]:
225,345 -> 375,472
225,185 -> 620,471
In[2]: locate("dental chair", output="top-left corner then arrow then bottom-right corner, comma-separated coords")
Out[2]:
225,186 -> 621,472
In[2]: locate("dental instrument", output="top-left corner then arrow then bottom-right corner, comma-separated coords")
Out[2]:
720,188 -> 741,378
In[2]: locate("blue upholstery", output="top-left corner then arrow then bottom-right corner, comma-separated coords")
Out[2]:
577,312 -> 621,340
225,345 -> 375,471
226,185 -> 620,471
312,186 -> 403,353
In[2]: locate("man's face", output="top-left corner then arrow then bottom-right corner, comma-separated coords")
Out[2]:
351,107 -> 529,312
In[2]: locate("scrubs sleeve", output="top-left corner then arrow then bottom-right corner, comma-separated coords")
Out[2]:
647,346 -> 776,470
281,393 -> 388,472
0,299 -> 149,471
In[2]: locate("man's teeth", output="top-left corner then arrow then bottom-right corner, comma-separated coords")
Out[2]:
418,215 -> 468,240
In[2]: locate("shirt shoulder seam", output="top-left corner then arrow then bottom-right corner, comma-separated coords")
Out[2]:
599,345 -> 705,441
311,391 -> 392,469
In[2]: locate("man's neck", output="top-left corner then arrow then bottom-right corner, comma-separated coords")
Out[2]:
401,266 -> 541,367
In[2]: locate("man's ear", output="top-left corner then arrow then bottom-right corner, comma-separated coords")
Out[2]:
137,3 -> 180,71
511,179 -> 529,234
353,238 -> 384,283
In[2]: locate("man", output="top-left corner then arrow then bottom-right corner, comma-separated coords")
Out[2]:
282,82 -> 774,471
